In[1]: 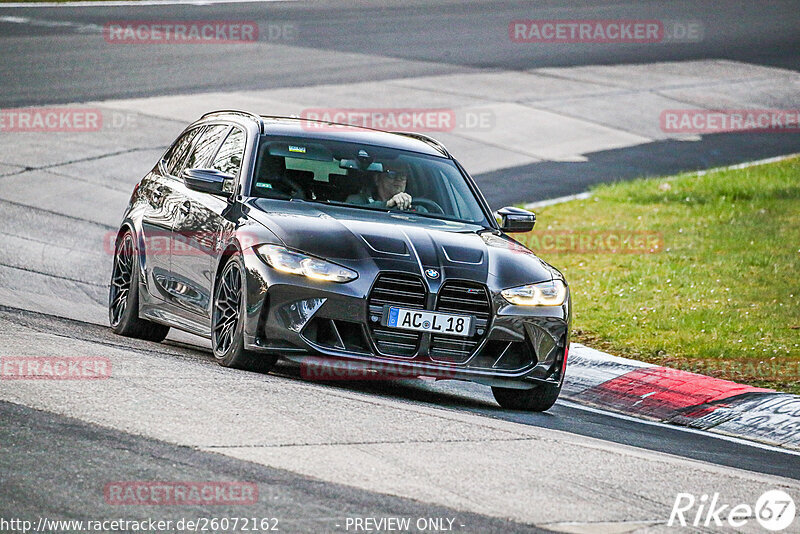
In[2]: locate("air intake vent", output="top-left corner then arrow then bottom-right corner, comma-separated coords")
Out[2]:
468,336 -> 537,372
430,281 -> 491,364
367,273 -> 426,357
302,318 -> 370,354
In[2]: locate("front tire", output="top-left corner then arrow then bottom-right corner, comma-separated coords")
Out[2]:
492,382 -> 562,412
109,230 -> 170,342
212,255 -> 277,373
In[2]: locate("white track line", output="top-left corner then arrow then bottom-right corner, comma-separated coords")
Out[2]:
559,399 -> 800,457
0,0 -> 296,7
0,14 -> 103,31
523,192 -> 593,210
693,153 -> 799,176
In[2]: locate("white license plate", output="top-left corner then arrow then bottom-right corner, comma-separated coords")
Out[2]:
385,307 -> 473,337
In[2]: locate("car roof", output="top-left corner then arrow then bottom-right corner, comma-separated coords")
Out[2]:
198,110 -> 449,158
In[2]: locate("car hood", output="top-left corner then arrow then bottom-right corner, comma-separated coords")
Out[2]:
245,199 -> 556,287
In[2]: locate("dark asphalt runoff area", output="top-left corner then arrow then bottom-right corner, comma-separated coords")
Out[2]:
2,1 -> 798,202
0,306 -> 798,530
1,0 -> 799,106
0,399 -> 549,533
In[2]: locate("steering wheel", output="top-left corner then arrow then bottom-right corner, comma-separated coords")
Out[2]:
410,198 -> 444,214
273,176 -> 306,199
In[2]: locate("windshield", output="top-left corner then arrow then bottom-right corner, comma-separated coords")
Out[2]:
249,136 -> 489,225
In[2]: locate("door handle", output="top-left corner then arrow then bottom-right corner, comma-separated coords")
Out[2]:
179,200 -> 191,217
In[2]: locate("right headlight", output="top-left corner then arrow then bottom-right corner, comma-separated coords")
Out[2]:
256,244 -> 358,283
501,280 -> 567,306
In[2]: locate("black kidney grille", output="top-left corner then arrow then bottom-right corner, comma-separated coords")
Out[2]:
430,281 -> 491,364
368,273 -> 426,357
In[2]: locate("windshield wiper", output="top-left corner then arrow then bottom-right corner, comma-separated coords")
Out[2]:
325,200 -> 390,213
329,201 -> 485,225
286,198 -> 486,226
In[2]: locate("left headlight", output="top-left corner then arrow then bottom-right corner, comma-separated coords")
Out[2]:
501,279 -> 567,306
256,244 -> 358,283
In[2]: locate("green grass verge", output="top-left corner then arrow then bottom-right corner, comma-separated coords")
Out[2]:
516,156 -> 800,394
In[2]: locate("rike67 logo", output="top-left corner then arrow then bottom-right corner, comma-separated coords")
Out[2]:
669,490 -> 796,531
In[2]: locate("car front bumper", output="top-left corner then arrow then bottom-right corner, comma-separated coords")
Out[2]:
241,252 -> 570,389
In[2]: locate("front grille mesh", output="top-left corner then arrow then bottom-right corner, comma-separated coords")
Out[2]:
430,281 -> 491,364
367,273 -> 425,357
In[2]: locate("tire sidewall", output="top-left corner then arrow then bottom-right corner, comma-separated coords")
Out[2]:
109,231 -> 139,331
212,254 -> 247,366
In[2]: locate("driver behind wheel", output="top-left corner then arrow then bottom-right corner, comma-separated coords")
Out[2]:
346,162 -> 427,212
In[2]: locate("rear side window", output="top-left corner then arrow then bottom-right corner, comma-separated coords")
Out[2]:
183,125 -> 229,171
211,127 -> 246,177
164,127 -> 199,177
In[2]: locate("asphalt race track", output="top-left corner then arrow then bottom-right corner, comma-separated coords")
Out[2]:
1,1 -> 799,532
2,0 -> 799,105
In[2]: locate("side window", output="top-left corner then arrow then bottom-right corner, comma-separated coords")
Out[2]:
183,125 -> 229,171
210,128 -> 246,177
164,127 -> 199,177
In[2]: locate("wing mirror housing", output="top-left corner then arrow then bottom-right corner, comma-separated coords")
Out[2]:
182,168 -> 234,197
497,206 -> 536,233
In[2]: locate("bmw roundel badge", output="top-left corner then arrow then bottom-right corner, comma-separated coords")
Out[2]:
425,269 -> 440,279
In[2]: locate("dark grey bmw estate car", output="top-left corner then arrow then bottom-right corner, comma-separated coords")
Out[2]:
109,110 -> 571,411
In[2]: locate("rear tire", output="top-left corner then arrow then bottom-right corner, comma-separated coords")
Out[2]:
492,382 -> 562,412
212,255 -> 277,373
109,230 -> 170,342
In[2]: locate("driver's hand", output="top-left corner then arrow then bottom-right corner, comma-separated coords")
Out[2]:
386,192 -> 412,210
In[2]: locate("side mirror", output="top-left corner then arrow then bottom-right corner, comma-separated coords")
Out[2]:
497,206 -> 536,233
182,168 -> 234,197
